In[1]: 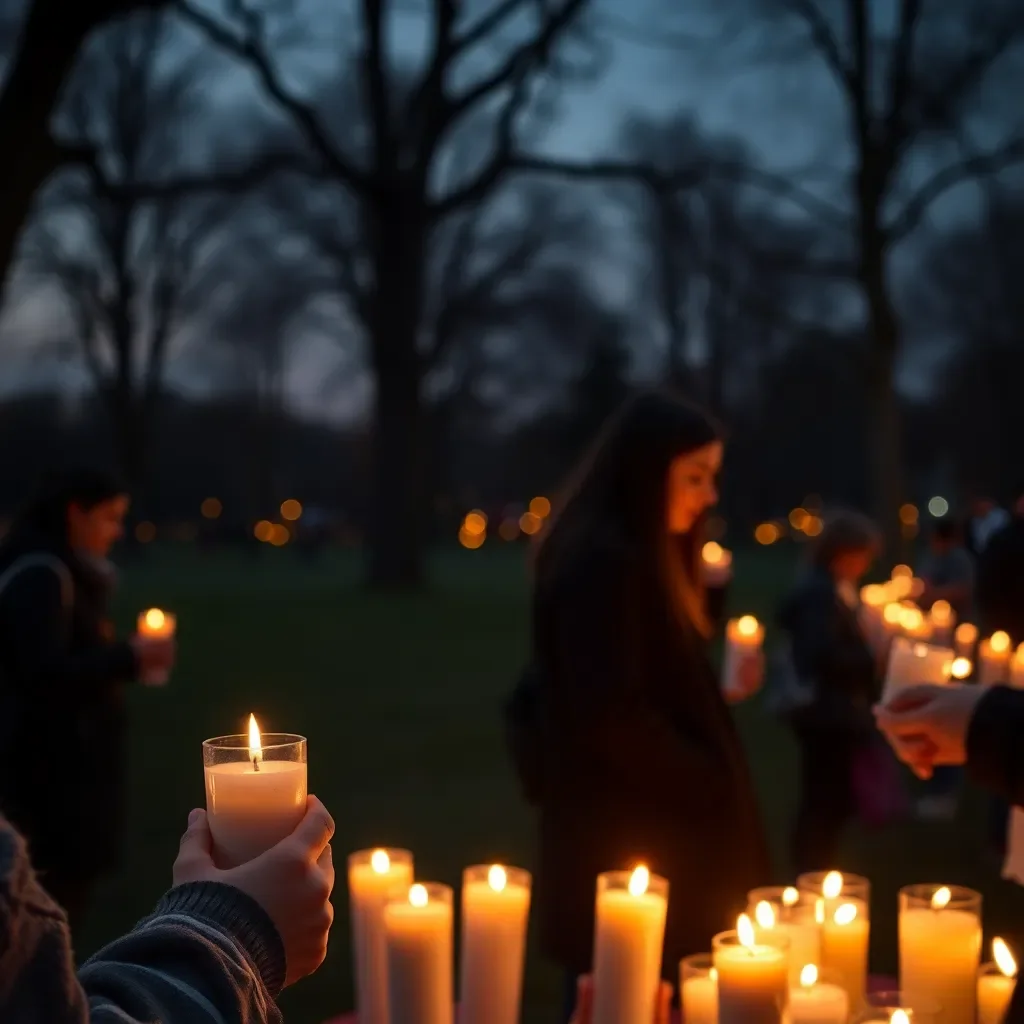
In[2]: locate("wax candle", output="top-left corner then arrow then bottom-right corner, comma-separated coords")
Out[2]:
899,885 -> 982,1024
384,883 -> 453,1024
978,938 -> 1018,1024
713,914 -> 789,1024
955,622 -> 978,659
857,992 -> 940,1023
202,717 -> 307,867
789,964 -> 849,1024
703,542 -> 733,587
929,600 -> 955,646
1011,644 -> 1024,689
348,848 -> 414,1024
722,616 -> 764,696
459,864 -> 531,1024
978,632 -> 1013,686
747,887 -> 821,989
680,954 -> 718,1024
137,607 -> 176,685
882,638 -> 954,702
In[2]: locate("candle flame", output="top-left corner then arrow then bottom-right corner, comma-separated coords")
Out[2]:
144,608 -> 165,630
737,615 -> 759,637
755,900 -> 776,929
931,886 -> 951,910
994,938 -> 1017,978
991,631 -> 1011,654
822,871 -> 843,899
488,865 -> 507,892
370,849 -> 390,874
833,903 -> 858,926
883,603 -> 903,625
951,657 -> 972,680
628,865 -> 650,897
248,714 -> 262,765
703,541 -> 723,565
800,964 -> 818,988
930,600 -> 952,624
737,913 -> 755,948
815,899 -> 825,924
891,1012 -> 911,1024
782,886 -> 799,907
409,883 -> 428,907
956,623 -> 978,645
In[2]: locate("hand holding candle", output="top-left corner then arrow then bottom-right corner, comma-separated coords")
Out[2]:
978,938 -> 1018,1024
882,638 -> 954,703
134,607 -> 176,685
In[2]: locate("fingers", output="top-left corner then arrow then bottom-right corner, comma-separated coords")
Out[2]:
317,843 -> 335,895
290,796 -> 335,861
173,808 -> 215,883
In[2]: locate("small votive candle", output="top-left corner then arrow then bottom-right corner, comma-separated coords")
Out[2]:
978,632 -> 1013,686
954,622 -> 978,659
703,541 -> 733,587
680,953 -> 718,1024
723,616 -> 764,695
977,938 -> 1017,1024
713,914 -> 789,1024
748,886 -> 821,989
137,607 -> 176,684
929,600 -> 955,646
852,991 -> 941,1023
789,964 -> 849,1024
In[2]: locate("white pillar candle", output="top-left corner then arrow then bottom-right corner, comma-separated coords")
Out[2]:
591,866 -> 669,1024
954,622 -> 978,659
348,848 -> 414,1024
202,716 -> 306,867
748,888 -> 821,989
384,883 -> 454,1024
680,954 -> 718,1024
702,542 -> 733,587
882,638 -> 954,702
1011,644 -> 1024,689
928,600 -> 956,647
723,616 -> 764,696
899,885 -> 982,1024
459,864 -> 531,1024
137,607 -> 176,685
713,914 -> 789,1024
789,964 -> 849,1024
979,632 -> 1013,686
978,938 -> 1018,1024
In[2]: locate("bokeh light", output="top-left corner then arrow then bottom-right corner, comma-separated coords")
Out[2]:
463,511 -> 487,536
803,515 -> 824,537
280,499 -> 303,522
899,503 -> 918,525
269,523 -> 290,546
201,497 -> 222,519
529,496 -> 551,519
519,511 -> 542,536
789,507 -> 809,530
254,520 -> 273,542
459,525 -> 485,549
754,523 -> 780,545
928,496 -> 949,518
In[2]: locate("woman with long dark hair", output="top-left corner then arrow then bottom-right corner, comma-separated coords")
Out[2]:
0,467 -> 175,933
513,392 -> 770,1018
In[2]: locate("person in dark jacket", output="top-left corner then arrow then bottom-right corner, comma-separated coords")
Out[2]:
522,391 -> 770,1021
0,468 -> 174,933
778,510 -> 880,874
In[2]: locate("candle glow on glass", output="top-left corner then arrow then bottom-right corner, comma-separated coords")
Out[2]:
801,964 -> 818,987
834,903 -> 858,926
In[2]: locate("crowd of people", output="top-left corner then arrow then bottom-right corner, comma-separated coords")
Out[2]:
0,392 -> 1023,1022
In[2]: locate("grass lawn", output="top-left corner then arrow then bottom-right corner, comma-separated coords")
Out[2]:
75,544 -> 1024,1023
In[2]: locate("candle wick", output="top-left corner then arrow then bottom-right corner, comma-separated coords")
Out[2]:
253,756 -> 260,772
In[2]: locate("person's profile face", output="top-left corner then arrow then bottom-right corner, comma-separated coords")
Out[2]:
665,441 -> 723,535
67,494 -> 129,557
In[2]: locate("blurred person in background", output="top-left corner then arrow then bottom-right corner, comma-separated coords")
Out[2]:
0,468 -> 175,936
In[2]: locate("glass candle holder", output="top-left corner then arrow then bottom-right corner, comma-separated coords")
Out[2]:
680,953 -> 718,1024
713,926 -> 790,1024
898,885 -> 982,1024
852,990 -> 941,1024
459,865 -> 532,1024
790,965 -> 849,1024
202,729 -> 306,867
748,886 -> 822,988
383,883 -> 454,1024
348,849 -> 415,1024
978,962 -> 1017,1024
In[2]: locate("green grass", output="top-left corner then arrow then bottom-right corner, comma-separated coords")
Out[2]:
74,545 -> 1024,1023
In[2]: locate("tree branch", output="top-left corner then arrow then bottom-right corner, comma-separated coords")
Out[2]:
883,0 -> 923,145
783,0 -> 857,99
452,0 -> 524,55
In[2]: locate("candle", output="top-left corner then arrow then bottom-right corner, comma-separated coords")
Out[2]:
979,632 -> 1013,686
978,938 -> 1018,1024
929,600 -> 955,646
137,607 -> 176,685
702,542 -> 733,587
1011,644 -> 1024,689
882,638 -> 954,702
789,964 -> 849,1024
890,565 -> 914,600
384,883 -> 454,1024
591,866 -> 669,1024
857,992 -> 941,1023
747,887 -> 821,989
860,585 -> 894,656
680,953 -> 718,1024
954,622 -> 978,659
202,716 -> 307,867
899,885 -> 982,1024
459,864 -> 531,1024
348,848 -> 414,1024
880,603 -> 904,657
899,604 -> 933,642
722,616 -> 764,696
713,914 -> 789,1024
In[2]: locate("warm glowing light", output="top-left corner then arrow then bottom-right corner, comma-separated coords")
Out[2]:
891,1011 -> 911,1024
883,603 -> 903,625
956,623 -> 978,645
459,526 -> 485,549
994,937 -> 1018,978
703,541 -> 724,565
488,865 -> 507,892
371,849 -> 391,874
737,615 -> 760,637
463,511 -> 487,535
755,900 -> 775,929
409,884 -> 428,907
901,607 -> 925,631
144,608 -> 166,630
892,564 -> 913,580
951,657 -> 973,680
254,520 -> 273,542
269,523 -> 290,547
529,496 -> 552,519
804,515 -> 823,537
823,871 -> 843,900
280,499 -> 303,522
800,964 -> 818,988
782,886 -> 799,907
913,642 -> 930,658
899,503 -> 919,525
862,584 -> 886,607
789,508 -> 809,530
931,887 -> 951,910
709,967 -> 718,982
991,631 -> 1011,654
737,913 -> 756,948
815,899 -> 825,924
755,522 -> 780,545
519,511 -> 542,536
248,714 -> 262,764
928,496 -> 949,518
628,865 -> 650,897
833,903 -> 858,926
201,497 -> 222,519
930,599 -> 952,624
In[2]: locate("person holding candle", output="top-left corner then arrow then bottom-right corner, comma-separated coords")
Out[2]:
0,468 -> 176,933
512,391 -> 770,1022
776,510 -> 884,873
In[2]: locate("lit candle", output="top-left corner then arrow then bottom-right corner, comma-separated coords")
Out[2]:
202,716 -> 307,867
713,914 -> 789,1024
860,585 -> 892,656
702,542 -> 733,587
459,864 -> 531,1024
723,616 -> 764,696
788,964 -> 849,1024
979,632 -> 1013,685
348,848 -> 414,1024
899,604 -> 933,642
136,607 -> 176,685
680,954 -> 718,1024
978,938 -> 1018,1024
929,600 -> 956,646
1011,644 -> 1024,689
882,638 -> 954,702
384,883 -> 454,1024
591,866 -> 668,1024
955,622 -> 979,659
898,884 -> 982,1024
747,887 -> 821,989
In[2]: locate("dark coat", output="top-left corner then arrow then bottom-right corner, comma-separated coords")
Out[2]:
976,518 -> 1024,641
0,530 -> 137,879
528,545 -> 770,977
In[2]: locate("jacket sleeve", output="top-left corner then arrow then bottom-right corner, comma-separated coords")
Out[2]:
966,685 -> 1024,808
0,566 -> 137,694
548,557 -> 731,808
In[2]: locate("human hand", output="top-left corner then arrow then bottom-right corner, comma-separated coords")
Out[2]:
569,974 -> 672,1024
131,635 -> 176,679
727,651 -> 765,704
173,795 -> 336,988
873,683 -> 988,779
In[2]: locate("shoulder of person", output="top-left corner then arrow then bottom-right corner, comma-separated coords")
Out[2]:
0,554 -> 71,602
